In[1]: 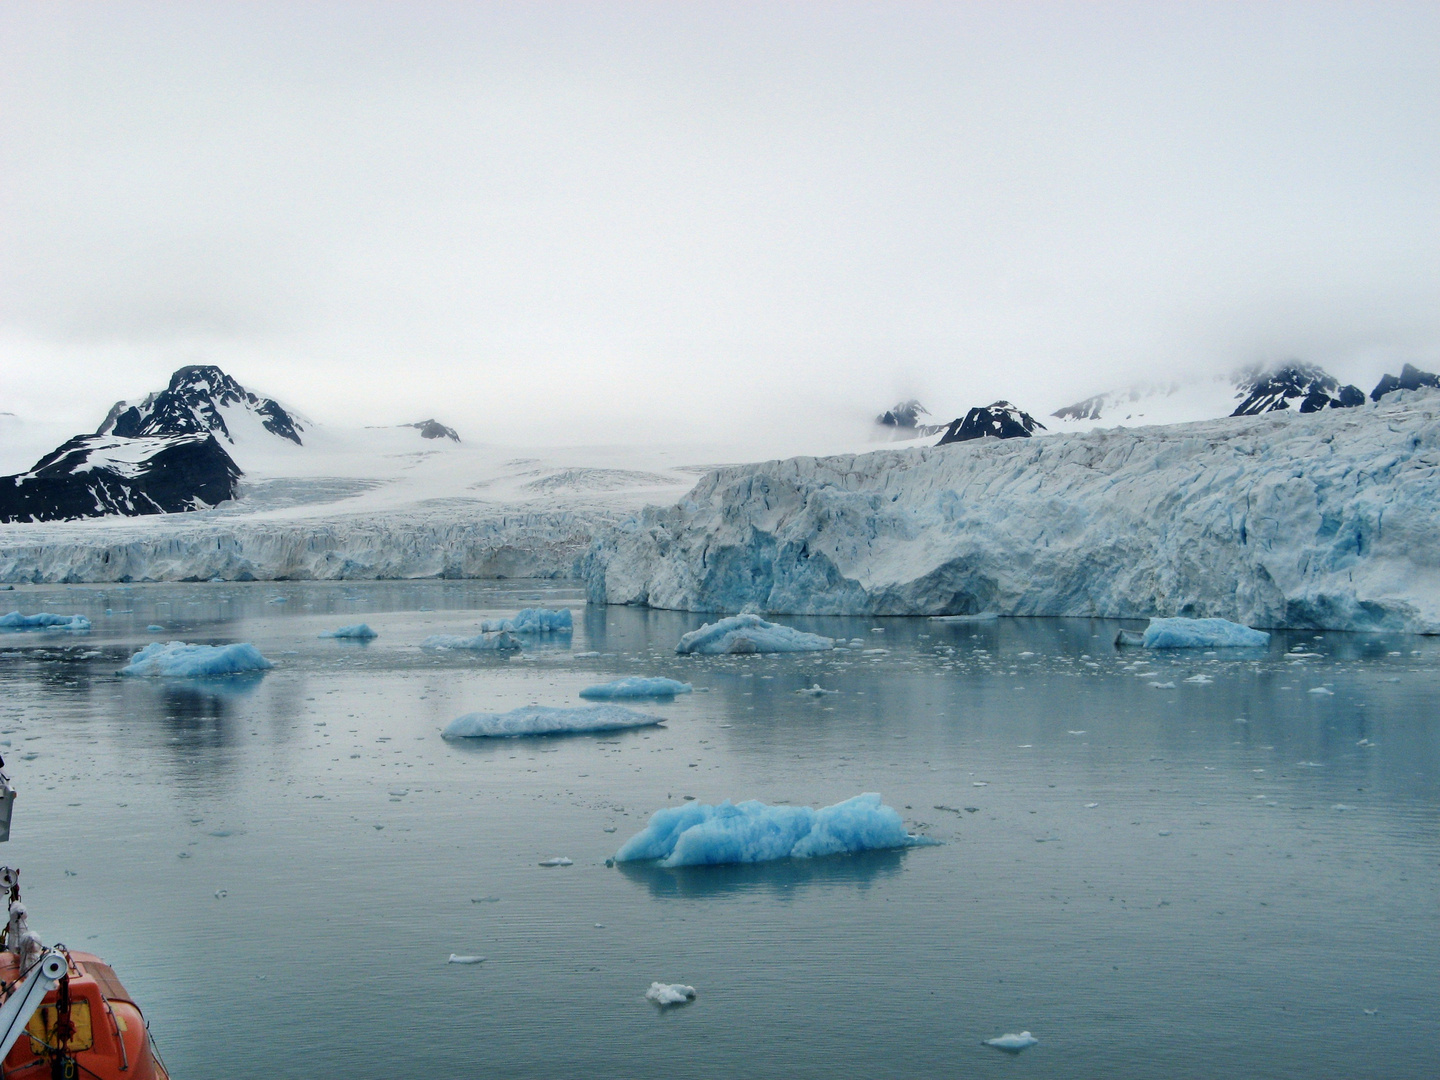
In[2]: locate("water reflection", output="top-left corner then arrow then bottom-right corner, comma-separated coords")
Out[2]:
616,847 -> 909,899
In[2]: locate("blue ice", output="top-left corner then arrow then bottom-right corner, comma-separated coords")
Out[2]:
421,631 -> 522,651
119,641 -> 274,677
579,677 -> 693,700
478,608 -> 572,634
1142,617 -> 1270,649
614,793 -> 934,867
442,704 -> 663,738
674,614 -> 833,655
0,612 -> 91,632
320,624 -> 378,639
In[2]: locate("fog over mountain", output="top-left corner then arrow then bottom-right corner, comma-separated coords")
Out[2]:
2,2 -> 1438,446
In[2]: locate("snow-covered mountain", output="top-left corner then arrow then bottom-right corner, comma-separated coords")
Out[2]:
936,401 -> 1045,444
1230,362 -> 1364,415
0,433 -> 240,523
405,419 -> 460,442
98,365 -> 306,449
584,387 -> 1440,633
1371,363 -> 1440,401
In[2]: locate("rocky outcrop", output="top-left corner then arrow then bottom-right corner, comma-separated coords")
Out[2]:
1371,363 -> 1440,402
936,402 -> 1045,444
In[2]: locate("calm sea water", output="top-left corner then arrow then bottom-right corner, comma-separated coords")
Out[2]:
0,581 -> 1434,1078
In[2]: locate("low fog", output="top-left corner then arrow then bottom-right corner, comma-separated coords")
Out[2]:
2,2 -> 1438,445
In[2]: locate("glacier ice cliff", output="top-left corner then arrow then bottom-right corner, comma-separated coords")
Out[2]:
585,392 -> 1440,633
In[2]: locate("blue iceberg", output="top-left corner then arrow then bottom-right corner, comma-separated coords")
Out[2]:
580,677 -> 693,700
0,612 -> 91,632
421,631 -> 522,651
1142,617 -> 1270,649
478,608 -> 572,634
614,793 -> 933,867
442,704 -> 664,738
320,624 -> 378,639
120,641 -> 274,677
674,614 -> 833,655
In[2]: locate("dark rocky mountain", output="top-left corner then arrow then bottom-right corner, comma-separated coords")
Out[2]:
1051,394 -> 1106,422
0,433 -> 241,523
1231,363 -> 1364,416
876,400 -> 929,429
1371,363 -> 1440,402
98,365 -> 303,445
937,402 -> 1046,445
406,419 -> 460,442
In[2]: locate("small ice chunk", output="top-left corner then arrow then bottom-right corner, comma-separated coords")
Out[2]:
580,677 -> 693,700
1142,617 -> 1269,649
929,613 -> 998,623
479,608 -> 572,634
447,954 -> 486,964
1148,681 -> 1177,689
119,641 -> 273,677
1183,674 -> 1213,684
421,631 -> 522,652
320,624 -> 378,639
538,857 -> 573,867
646,982 -> 697,1006
0,612 -> 91,633
675,614 -> 833,655
443,705 -> 663,739
983,1031 -> 1038,1053
795,684 -> 838,696
146,624 -> 165,632
1114,629 -> 1145,646
1308,686 -> 1334,695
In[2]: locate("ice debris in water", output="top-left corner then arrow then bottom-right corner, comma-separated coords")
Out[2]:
928,613 -> 998,623
0,612 -> 91,632
984,1031 -> 1038,1053
1142,618 -> 1269,649
538,857 -> 573,867
646,982 -> 697,1006
1308,686 -> 1334,695
614,793 -> 935,868
119,641 -> 274,677
146,624 -> 165,632
580,677 -> 693,700
320,624 -> 377,639
447,954 -> 486,964
796,684 -> 839,696
442,705 -> 663,739
421,631 -> 522,652
478,608 -> 572,634
674,614 -> 833,655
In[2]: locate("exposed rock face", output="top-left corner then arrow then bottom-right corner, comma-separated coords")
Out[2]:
876,400 -> 929,429
98,365 -> 304,445
937,402 -> 1045,444
1051,394 -> 1107,422
407,420 -> 460,442
1231,363 -> 1364,416
1371,364 -> 1440,402
0,433 -> 241,523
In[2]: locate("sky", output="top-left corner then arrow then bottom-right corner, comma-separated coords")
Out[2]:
2,1 -> 1438,445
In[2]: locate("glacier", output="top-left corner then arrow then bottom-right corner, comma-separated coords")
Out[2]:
478,608 -> 572,634
1140,617 -> 1270,649
674,614 -> 834,655
441,704 -> 663,738
0,612 -> 91,632
586,392 -> 1440,633
420,631 -> 522,652
579,677 -> 693,700
613,793 -> 933,868
119,641 -> 274,677
319,624 -> 377,639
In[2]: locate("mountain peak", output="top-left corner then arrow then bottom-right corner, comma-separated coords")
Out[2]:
937,401 -> 1046,445
98,366 -> 304,446
1231,362 -> 1363,416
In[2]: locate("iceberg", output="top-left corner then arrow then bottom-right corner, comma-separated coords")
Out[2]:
320,623 -> 377,639
1141,617 -> 1270,649
441,704 -> 663,739
0,612 -> 91,632
119,641 -> 274,677
421,631 -> 522,652
984,1032 -> 1038,1053
614,793 -> 933,868
447,954 -> 485,964
674,614 -> 833,655
579,677 -> 693,700
478,608 -> 572,634
645,982 -> 696,1006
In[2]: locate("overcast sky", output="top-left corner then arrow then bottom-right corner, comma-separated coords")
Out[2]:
2,2 -> 1438,444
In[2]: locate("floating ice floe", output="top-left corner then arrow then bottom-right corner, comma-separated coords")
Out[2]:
146,624 -> 165,632
1114,629 -> 1145,646
1183,673 -> 1213,684
796,684 -> 838,696
0,612 -> 91,632
928,613 -> 998,623
579,677 -> 693,700
1141,618 -> 1270,649
1308,686 -> 1334,695
984,1031 -> 1038,1053
320,624 -> 377,639
421,631 -> 522,652
478,608 -> 572,634
442,705 -> 663,739
1148,681 -> 1177,689
119,641 -> 274,677
646,982 -> 697,1006
447,954 -> 485,964
675,614 -> 833,655
537,857 -> 573,867
614,792 -> 935,868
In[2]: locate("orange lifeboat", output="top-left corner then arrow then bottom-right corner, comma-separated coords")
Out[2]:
0,949 -> 169,1079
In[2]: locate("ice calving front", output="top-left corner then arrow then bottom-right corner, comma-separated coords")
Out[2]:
478,608 -> 572,634
579,677 -> 693,700
119,641 -> 274,677
614,793 -> 933,867
1141,617 -> 1270,649
674,614 -> 833,655
442,704 -> 663,739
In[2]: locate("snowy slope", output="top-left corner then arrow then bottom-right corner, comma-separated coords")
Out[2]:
584,389 -> 1440,633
